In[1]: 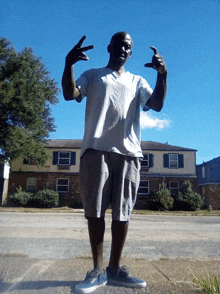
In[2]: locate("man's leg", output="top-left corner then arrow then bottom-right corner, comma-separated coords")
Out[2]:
108,220 -> 129,270
88,217 -> 105,271
106,219 -> 146,288
76,217 -> 107,293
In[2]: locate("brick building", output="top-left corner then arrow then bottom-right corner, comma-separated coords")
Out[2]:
8,140 -> 199,207
196,157 -> 220,209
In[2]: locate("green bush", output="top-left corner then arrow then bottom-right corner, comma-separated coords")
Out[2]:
10,186 -> 33,207
32,189 -> 59,208
154,181 -> 174,211
176,180 -> 204,211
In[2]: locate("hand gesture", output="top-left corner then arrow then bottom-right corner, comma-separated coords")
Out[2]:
65,35 -> 94,66
145,46 -> 167,74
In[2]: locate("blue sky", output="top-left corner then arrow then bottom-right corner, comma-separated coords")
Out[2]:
1,0 -> 220,164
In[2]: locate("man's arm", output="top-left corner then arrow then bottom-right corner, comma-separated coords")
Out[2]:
145,46 -> 167,112
62,35 -> 94,101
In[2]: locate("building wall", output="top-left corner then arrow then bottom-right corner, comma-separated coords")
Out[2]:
196,158 -> 220,185
8,172 -> 81,207
8,144 -> 198,207
199,184 -> 220,210
146,150 -> 196,175
11,148 -> 81,173
135,176 -> 199,208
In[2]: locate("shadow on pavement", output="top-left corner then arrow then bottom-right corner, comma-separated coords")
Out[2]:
0,280 -> 80,293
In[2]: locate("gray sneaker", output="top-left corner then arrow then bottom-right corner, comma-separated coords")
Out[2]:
106,266 -> 147,288
76,269 -> 107,293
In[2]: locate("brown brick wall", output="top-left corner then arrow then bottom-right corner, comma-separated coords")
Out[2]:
8,172 -> 201,209
136,176 -> 199,208
8,172 -> 81,207
199,184 -> 220,210
139,176 -> 199,196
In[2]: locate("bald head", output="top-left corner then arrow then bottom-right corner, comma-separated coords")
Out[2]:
110,32 -> 133,48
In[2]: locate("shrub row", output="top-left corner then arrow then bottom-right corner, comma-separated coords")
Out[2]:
147,180 -> 204,211
10,186 -> 59,208
10,180 -> 204,211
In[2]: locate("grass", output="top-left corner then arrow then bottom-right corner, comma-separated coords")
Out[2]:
0,205 -> 220,216
193,274 -> 220,293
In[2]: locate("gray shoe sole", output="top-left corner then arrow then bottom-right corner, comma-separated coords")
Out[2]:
108,278 -> 147,288
76,280 -> 107,293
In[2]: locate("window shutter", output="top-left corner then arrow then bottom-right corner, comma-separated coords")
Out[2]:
178,154 -> 184,168
71,152 -> 76,165
53,152 -> 59,165
163,154 -> 169,168
149,154 -> 154,167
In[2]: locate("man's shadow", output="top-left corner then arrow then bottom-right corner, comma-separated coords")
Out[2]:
0,280 -> 126,293
0,280 -> 80,293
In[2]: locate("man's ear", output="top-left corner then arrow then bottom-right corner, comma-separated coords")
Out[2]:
107,44 -> 111,53
129,50 -> 132,57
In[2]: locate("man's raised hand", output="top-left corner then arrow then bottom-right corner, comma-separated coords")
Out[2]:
65,35 -> 94,66
145,46 -> 167,75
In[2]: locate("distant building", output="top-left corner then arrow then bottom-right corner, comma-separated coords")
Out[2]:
196,157 -> 220,209
8,140 -> 199,207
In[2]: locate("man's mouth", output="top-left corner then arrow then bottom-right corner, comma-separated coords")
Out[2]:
118,54 -> 126,59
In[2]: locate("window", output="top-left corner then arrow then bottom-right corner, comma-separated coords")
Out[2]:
163,154 -> 184,169
23,158 -> 37,165
53,151 -> 76,166
141,153 -> 154,171
138,178 -> 149,196
58,152 -> 71,165
56,178 -> 69,193
169,181 -> 179,196
169,154 -> 178,168
142,154 -> 149,167
202,166 -> 206,178
27,178 -> 37,192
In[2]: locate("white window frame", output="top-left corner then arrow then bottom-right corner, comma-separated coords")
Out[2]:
169,154 -> 178,168
142,154 -> 149,168
56,178 -> 69,193
138,178 -> 149,196
27,178 -> 37,192
169,181 -> 179,195
58,152 -> 71,165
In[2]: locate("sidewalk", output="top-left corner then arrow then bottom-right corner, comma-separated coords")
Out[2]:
1,254 -> 220,293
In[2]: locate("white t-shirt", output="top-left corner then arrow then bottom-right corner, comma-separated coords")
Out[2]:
76,67 -> 153,157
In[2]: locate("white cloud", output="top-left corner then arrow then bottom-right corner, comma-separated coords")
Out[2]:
140,112 -> 171,130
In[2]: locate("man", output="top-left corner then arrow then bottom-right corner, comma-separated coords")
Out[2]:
62,32 -> 167,293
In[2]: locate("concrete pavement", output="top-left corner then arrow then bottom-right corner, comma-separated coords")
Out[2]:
1,254 -> 220,293
0,211 -> 220,293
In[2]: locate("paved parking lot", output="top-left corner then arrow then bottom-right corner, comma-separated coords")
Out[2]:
0,212 -> 220,293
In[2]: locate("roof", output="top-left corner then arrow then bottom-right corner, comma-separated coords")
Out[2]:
46,139 -> 197,152
141,141 -> 197,152
197,156 -> 220,167
45,139 -> 82,149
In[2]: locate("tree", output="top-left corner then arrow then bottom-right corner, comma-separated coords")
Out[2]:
154,180 -> 174,210
0,37 -> 58,166
177,180 -> 204,211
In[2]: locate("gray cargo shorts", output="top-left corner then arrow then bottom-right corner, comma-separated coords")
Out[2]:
80,149 -> 141,221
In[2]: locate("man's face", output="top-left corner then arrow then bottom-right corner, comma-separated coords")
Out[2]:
108,32 -> 133,65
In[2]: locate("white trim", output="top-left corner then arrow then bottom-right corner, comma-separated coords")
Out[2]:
138,179 -> 149,195
27,178 -> 37,192
169,153 -> 178,168
142,153 -> 149,168
58,152 -> 71,165
56,178 -> 69,192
